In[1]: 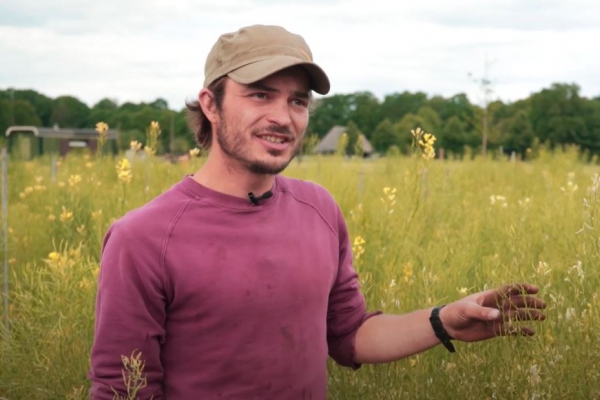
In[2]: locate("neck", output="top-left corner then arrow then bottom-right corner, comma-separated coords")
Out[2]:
192,150 -> 275,199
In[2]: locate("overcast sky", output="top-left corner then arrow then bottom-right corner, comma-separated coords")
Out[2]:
1,0 -> 599,110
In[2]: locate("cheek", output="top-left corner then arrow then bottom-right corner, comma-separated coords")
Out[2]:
292,111 -> 309,134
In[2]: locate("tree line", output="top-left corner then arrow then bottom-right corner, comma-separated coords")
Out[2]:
1,83 -> 599,159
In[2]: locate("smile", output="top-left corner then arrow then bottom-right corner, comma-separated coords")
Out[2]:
257,135 -> 291,144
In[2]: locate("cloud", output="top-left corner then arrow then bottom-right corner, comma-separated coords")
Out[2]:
0,0 -> 598,110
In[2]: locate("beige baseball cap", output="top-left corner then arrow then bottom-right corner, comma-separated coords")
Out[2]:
203,25 -> 330,95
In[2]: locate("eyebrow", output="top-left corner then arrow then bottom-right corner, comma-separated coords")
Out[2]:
245,82 -> 310,99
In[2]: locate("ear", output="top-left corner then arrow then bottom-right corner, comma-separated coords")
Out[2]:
198,88 -> 219,124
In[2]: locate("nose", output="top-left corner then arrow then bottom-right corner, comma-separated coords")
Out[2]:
266,98 -> 292,128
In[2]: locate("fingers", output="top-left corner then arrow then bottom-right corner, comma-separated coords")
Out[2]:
501,308 -> 546,322
500,295 -> 547,311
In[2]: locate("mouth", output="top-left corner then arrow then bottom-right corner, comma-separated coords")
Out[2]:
255,133 -> 294,151
255,134 -> 292,144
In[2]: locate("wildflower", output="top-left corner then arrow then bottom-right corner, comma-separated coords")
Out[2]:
58,181 -> 65,188
402,262 -> 414,283
19,192 -> 26,199
68,174 -> 82,187
389,279 -> 396,288
409,358 -> 418,367
116,158 -> 133,184
189,148 -> 201,157
91,210 -> 103,220
412,128 -> 437,160
354,236 -> 366,246
529,364 -> 541,386
8,258 -> 16,265
130,140 -> 143,152
144,146 -> 155,156
85,162 -> 93,168
457,287 -> 468,296
96,121 -> 109,149
490,195 -> 508,207
24,186 -> 34,194
352,236 -> 366,260
48,251 -> 61,261
48,214 -> 56,222
96,121 -> 109,138
60,206 -> 73,222
76,225 -> 86,234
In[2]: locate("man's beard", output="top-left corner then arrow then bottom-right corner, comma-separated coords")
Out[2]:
215,114 -> 302,175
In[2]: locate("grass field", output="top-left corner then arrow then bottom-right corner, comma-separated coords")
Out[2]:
1,145 -> 599,399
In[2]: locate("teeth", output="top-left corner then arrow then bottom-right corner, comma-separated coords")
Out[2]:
262,136 -> 284,144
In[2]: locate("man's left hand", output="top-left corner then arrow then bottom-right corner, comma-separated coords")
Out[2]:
439,283 -> 547,343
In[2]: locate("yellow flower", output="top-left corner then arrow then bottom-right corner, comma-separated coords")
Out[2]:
144,146 -> 154,156
24,186 -> 34,194
353,236 -> 366,246
76,225 -> 86,234
189,148 -> 201,157
116,158 -> 133,184
91,210 -> 103,220
150,121 -> 160,131
95,122 -> 109,136
457,287 -> 468,296
130,140 -> 143,152
85,162 -> 93,168
58,181 -> 65,188
48,251 -> 61,261
60,206 -> 73,222
8,258 -> 16,265
68,174 -> 82,186
35,176 -> 43,183
411,128 -> 423,138
48,214 -> 56,222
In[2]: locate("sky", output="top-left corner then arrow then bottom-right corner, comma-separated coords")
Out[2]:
1,0 -> 599,111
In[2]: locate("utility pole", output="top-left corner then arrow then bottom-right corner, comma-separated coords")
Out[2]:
469,54 -> 495,157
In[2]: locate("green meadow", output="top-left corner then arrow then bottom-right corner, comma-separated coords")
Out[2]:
1,145 -> 599,399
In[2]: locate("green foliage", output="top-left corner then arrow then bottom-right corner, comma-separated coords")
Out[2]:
344,121 -> 360,156
371,119 -> 397,153
52,96 -> 91,128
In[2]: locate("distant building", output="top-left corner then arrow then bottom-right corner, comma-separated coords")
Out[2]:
314,125 -> 374,157
5,125 -> 119,160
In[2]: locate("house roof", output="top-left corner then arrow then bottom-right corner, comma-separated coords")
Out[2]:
314,125 -> 374,154
5,125 -> 118,140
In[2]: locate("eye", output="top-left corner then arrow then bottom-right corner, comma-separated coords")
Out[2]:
251,92 -> 268,99
292,98 -> 308,108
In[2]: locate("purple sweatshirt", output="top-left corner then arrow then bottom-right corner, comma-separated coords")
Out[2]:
89,175 -> 380,399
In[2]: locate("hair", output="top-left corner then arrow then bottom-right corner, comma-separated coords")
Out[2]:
185,72 -> 317,149
185,77 -> 227,150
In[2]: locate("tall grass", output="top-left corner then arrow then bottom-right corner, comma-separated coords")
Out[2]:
1,147 -> 599,399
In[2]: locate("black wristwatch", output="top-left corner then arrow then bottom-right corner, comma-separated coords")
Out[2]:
429,305 -> 456,353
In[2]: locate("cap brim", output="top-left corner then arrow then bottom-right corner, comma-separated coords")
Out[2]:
227,56 -> 330,95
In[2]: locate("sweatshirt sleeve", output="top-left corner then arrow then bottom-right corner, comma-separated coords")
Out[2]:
326,205 -> 381,369
89,220 -> 167,399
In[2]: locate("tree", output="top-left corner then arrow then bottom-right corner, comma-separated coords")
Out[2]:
344,121 -> 360,156
442,116 -> 469,158
505,110 -> 535,159
417,106 -> 442,135
52,96 -> 90,128
394,113 -> 426,153
371,119 -> 397,154
529,83 -> 587,149
381,91 -> 428,122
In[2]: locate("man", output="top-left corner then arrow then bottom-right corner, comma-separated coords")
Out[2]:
89,25 -> 546,399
